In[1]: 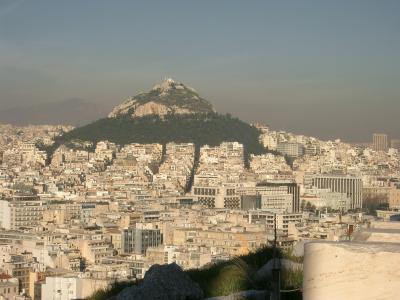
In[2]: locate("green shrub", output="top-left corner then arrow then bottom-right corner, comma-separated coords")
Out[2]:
89,247 -> 303,299
87,280 -> 138,300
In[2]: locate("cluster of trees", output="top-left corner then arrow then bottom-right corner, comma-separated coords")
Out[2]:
363,196 -> 389,216
301,200 -> 317,212
53,112 -> 268,161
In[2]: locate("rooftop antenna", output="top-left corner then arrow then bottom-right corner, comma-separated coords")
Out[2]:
271,212 -> 281,300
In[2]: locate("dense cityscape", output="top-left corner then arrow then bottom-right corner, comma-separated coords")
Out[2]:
0,97 -> 400,299
2,1 -> 400,300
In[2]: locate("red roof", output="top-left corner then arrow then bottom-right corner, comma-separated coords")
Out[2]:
0,273 -> 12,279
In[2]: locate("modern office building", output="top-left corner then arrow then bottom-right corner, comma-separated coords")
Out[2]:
240,195 -> 261,210
312,175 -> 363,209
121,227 -> 163,255
277,142 -> 304,158
373,133 -> 388,152
260,191 -> 293,212
256,181 -> 301,213
301,188 -> 352,211
192,185 -> 240,209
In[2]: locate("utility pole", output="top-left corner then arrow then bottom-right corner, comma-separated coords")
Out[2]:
270,213 -> 281,300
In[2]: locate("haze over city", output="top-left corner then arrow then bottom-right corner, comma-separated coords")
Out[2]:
1,0 -> 400,141
2,2 -> 400,300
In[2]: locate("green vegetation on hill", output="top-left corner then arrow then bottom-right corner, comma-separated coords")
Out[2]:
89,281 -> 135,300
186,247 -> 302,299
89,247 -> 302,300
54,113 -> 267,157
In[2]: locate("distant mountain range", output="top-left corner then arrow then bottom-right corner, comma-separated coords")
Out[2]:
0,98 -> 110,126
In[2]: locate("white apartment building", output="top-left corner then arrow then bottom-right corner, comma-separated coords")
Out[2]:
0,196 -> 45,230
248,209 -> 303,235
41,275 -> 109,300
0,200 -> 11,229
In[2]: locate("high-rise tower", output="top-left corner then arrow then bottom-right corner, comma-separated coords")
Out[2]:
373,133 -> 388,152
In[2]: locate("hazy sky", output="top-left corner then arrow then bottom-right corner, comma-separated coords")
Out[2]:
1,0 -> 399,141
